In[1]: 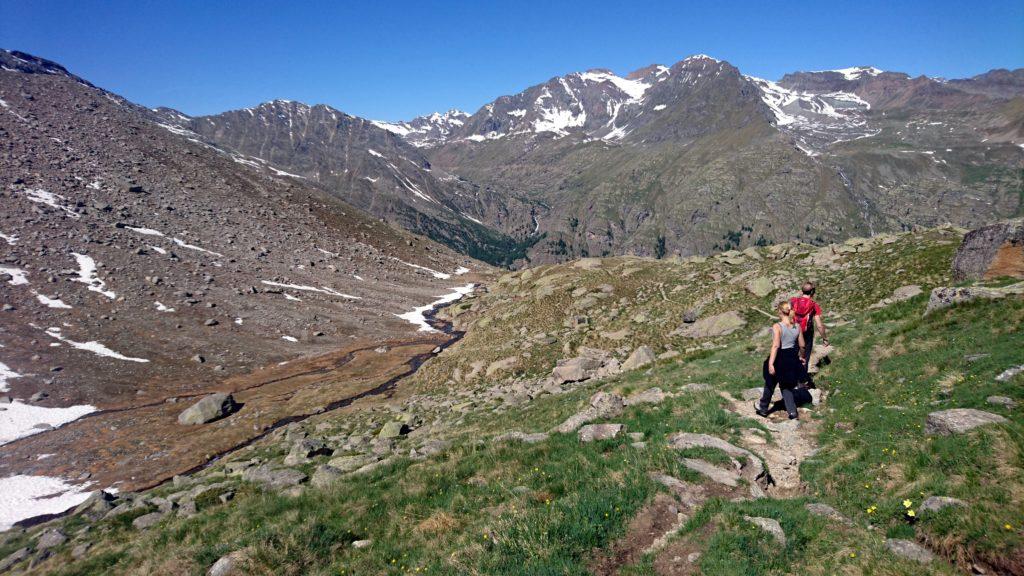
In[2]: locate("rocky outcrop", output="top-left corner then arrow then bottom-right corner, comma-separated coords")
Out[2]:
178,393 -> 238,425
578,423 -> 624,442
925,283 -> 1024,313
554,391 -> 624,433
621,346 -> 655,371
884,539 -> 935,564
671,310 -> 746,338
952,219 -> 1024,281
925,408 -> 1007,435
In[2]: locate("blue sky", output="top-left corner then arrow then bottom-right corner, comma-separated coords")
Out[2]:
3,0 -> 1022,120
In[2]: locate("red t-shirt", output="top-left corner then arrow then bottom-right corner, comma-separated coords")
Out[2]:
790,296 -> 822,333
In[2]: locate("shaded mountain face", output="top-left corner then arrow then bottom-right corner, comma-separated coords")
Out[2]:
948,68 -> 1024,100
172,102 -> 538,266
0,51 -> 484,455
396,57 -> 1024,262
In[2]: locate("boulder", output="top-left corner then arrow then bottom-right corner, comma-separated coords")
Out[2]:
667,432 -> 765,498
578,423 -> 624,442
132,511 -> 166,530
746,277 -> 775,298
683,458 -> 739,486
672,310 -> 746,339
310,465 -> 345,488
36,528 -> 67,550
804,502 -> 852,525
621,346 -> 656,371
486,356 -> 518,377
884,539 -> 934,564
494,431 -> 549,444
326,454 -> 379,473
208,549 -> 250,576
554,391 -> 624,433
378,421 -> 408,439
919,496 -> 967,513
925,283 -> 1024,314
283,438 -> 332,466
0,548 -> 28,572
952,219 -> 1024,281
987,395 -> 1016,407
242,465 -> 308,489
925,408 -> 1007,435
996,365 -> 1024,382
625,387 -> 667,406
178,393 -> 238,425
744,516 -> 786,545
550,356 -> 603,384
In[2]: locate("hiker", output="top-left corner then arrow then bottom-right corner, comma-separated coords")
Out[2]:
755,301 -> 806,420
790,281 -> 829,387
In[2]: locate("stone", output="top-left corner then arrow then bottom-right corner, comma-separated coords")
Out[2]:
741,387 -> 763,401
494,431 -> 549,444
310,465 -> 345,488
744,516 -> 786,545
621,345 -> 656,371
672,310 -> 746,339
326,454 -> 379,473
925,408 -> 1007,435
578,423 -> 624,442
625,387 -> 667,406
352,539 -> 373,549
0,548 -> 28,572
378,421 -> 408,438
746,277 -> 775,298
36,528 -> 67,550
283,438 -> 332,466
667,432 -> 765,498
550,356 -> 603,384
925,283 -> 1024,314
892,284 -> 923,300
919,496 -> 967,513
804,502 -> 852,525
71,542 -> 91,559
995,365 -> 1024,382
987,395 -> 1016,407
177,393 -> 238,425
952,218 -> 1024,282
553,391 -> 624,433
132,511 -> 166,530
682,458 -> 739,486
486,356 -> 518,377
241,465 -> 308,489
884,539 -> 935,564
208,549 -> 250,576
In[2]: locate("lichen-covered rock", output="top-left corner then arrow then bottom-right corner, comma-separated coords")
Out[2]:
177,393 -> 238,425
744,516 -> 786,545
672,310 -> 746,338
621,346 -> 655,371
578,423 -> 624,442
925,283 -> 1024,314
884,539 -> 935,564
925,408 -> 1007,435
919,496 -> 967,513
952,219 -> 1024,281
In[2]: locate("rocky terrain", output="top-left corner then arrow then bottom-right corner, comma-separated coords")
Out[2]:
0,49 -> 489,525
1,220 -> 1019,575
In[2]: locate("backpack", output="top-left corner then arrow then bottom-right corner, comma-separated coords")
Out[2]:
791,296 -> 816,333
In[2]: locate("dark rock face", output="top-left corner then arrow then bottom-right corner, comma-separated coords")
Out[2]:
952,219 -> 1024,281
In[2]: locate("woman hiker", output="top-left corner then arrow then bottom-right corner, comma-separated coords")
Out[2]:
754,301 -> 806,420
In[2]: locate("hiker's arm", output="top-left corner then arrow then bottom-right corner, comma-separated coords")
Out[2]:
768,325 -> 780,374
798,329 -> 806,363
815,315 -> 829,345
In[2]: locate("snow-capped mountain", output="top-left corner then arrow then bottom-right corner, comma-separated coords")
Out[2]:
371,109 -> 470,147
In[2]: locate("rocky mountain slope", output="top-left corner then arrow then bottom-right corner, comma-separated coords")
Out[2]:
4,223 -> 1020,575
157,101 -> 539,266
0,49 -> 491,521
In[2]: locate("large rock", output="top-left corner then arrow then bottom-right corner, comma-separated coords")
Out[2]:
550,356 -> 604,384
378,421 -> 408,439
746,277 -> 775,298
554,391 -> 624,433
667,432 -> 765,498
683,458 -> 739,486
925,408 -> 1007,435
925,283 -> 1024,313
621,346 -> 655,371
494,431 -> 549,444
132,511 -> 166,530
744,516 -> 786,545
672,310 -> 746,339
919,496 -> 967,513
178,393 -> 238,425
242,465 -> 308,489
310,465 -> 345,488
208,549 -> 251,576
326,454 -> 379,472
578,423 -> 624,442
884,539 -> 935,564
952,219 -> 1024,281
36,528 -> 67,550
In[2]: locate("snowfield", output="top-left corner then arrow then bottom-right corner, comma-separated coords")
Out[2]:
0,475 -> 97,531
43,327 -> 150,363
0,400 -> 98,445
70,253 -> 116,299
396,283 -> 475,332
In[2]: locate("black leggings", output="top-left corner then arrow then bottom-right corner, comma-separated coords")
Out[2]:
759,357 -> 798,418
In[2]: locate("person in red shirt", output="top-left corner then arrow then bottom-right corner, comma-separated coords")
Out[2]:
790,282 -> 829,387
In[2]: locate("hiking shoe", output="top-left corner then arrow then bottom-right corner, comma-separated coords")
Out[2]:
754,404 -> 770,418
788,413 -> 799,420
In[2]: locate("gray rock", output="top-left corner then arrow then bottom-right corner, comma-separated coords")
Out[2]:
744,516 -> 786,545
326,454 -> 379,473
241,465 -> 307,489
682,458 -> 739,486
621,346 -> 656,371
0,548 -> 28,572
741,387 -> 763,401
578,423 -> 624,442
805,502 -> 852,525
177,393 -> 238,425
378,421 -> 407,439
667,432 -> 766,498
925,283 -> 1024,314
550,356 -> 603,384
36,528 -> 67,550
310,465 -> 345,489
554,391 -> 624,433
952,218 -> 1024,282
672,310 -> 746,339
995,365 -> 1024,382
283,438 -> 332,466
625,387 -> 666,405
746,277 -> 775,298
919,496 -> 967,513
208,548 -> 250,576
884,539 -> 935,564
352,539 -> 373,549
71,542 -> 91,559
987,395 -> 1016,407
925,408 -> 1007,435
132,511 -> 166,530
494,431 -> 549,444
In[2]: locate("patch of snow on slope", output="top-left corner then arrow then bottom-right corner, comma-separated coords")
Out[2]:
23,189 -> 79,219
1,401 -> 98,446
261,280 -> 361,299
171,237 -> 224,257
454,266 -> 470,275
0,361 -> 23,392
44,327 -> 149,363
148,245 -> 168,255
367,149 -> 384,158
0,232 -> 18,245
0,475 -> 96,530
653,104 -> 667,111
829,66 -> 883,80
0,266 -> 29,286
125,226 -> 165,237
579,71 -> 651,101
395,284 -> 475,332
392,258 -> 451,279
70,253 -> 116,299
370,120 -> 412,136
154,302 -> 175,312
35,293 -> 71,309
281,336 -> 298,342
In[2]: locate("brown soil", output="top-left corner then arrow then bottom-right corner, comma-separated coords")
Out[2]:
0,333 -> 450,492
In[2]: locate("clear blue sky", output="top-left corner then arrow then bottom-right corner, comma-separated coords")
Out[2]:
3,0 -> 1022,120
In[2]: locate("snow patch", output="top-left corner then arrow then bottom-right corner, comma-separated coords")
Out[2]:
35,293 -> 71,309
43,327 -> 149,363
395,283 -> 475,332
0,266 -> 29,286
281,336 -> 298,342
154,302 -> 175,312
0,400 -> 97,446
70,253 -> 116,299
392,258 -> 450,279
367,149 -> 384,158
0,232 -> 18,245
23,189 -> 79,219
653,104 -> 667,111
261,280 -> 361,300
0,475 -> 96,530
125,226 -> 164,237
0,361 -> 23,392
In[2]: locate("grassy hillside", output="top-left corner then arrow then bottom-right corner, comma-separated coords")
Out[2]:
5,227 -> 1023,575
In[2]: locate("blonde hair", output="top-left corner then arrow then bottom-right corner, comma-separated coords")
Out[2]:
777,301 -> 794,320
